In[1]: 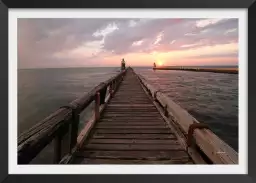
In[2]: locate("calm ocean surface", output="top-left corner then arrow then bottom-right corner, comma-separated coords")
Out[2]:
18,67 -> 238,161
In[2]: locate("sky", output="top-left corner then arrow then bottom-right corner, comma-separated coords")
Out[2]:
18,18 -> 238,68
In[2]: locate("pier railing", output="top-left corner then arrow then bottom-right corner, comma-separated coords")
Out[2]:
18,68 -> 128,164
137,74 -> 238,164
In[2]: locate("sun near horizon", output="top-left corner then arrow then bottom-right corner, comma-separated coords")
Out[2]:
157,60 -> 164,66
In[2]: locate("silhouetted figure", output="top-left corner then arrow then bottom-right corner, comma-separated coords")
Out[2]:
153,62 -> 156,71
121,58 -> 126,71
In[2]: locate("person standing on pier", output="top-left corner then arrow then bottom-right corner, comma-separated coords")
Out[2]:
153,62 -> 156,71
121,58 -> 126,71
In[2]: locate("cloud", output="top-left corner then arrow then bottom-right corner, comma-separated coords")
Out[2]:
18,18 -> 128,68
224,28 -> 238,35
195,18 -> 224,28
132,40 -> 144,46
18,18 -> 238,68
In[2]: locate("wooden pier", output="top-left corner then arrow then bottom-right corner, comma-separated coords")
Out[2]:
18,67 -> 238,165
153,66 -> 238,74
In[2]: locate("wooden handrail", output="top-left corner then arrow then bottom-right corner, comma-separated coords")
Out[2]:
18,68 -> 128,164
137,73 -> 238,164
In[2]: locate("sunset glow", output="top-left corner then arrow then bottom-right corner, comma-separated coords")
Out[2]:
18,18 -> 238,68
157,61 -> 163,66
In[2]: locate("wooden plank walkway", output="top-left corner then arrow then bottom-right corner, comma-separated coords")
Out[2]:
70,69 -> 193,164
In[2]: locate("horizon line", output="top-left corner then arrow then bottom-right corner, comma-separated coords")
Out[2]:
18,64 -> 238,70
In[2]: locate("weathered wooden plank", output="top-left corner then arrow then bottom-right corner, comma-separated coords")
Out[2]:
101,117 -> 164,120
95,129 -> 171,134
105,106 -> 155,108
103,109 -> 158,111
82,144 -> 184,151
108,102 -> 153,105
193,129 -> 238,164
18,109 -> 72,146
89,139 -> 179,144
95,125 -> 167,129
92,134 -> 176,139
105,109 -> 157,112
102,114 -> 162,117
111,98 -> 150,100
110,100 -> 151,102
103,110 -> 160,113
72,158 -> 191,164
110,99 -> 151,101
99,118 -> 163,121
111,96 -> 149,97
18,119 -> 69,164
75,150 -> 190,160
97,122 -> 166,126
98,122 -> 165,126
114,95 -> 147,98
206,131 -> 238,162
107,104 -> 154,107
112,96 -> 148,98
103,111 -> 160,114
111,96 -> 150,99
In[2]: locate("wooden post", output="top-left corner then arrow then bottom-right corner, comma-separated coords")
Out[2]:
110,83 -> 114,98
53,133 -> 62,163
69,111 -> 80,152
115,79 -> 118,89
95,92 -> 100,121
100,87 -> 107,105
113,80 -> 116,91
164,105 -> 169,117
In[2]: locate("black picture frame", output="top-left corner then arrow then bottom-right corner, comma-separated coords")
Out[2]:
0,0 -> 254,182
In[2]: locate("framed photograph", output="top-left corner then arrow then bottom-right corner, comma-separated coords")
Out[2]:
0,0 -> 253,182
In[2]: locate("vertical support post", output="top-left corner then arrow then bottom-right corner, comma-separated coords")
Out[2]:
113,80 -> 116,91
54,132 -> 62,163
100,87 -> 107,105
117,77 -> 121,88
153,91 -> 157,101
59,105 -> 80,154
110,83 -> 114,98
164,105 -> 169,117
95,92 -> 100,121
69,110 -> 80,152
